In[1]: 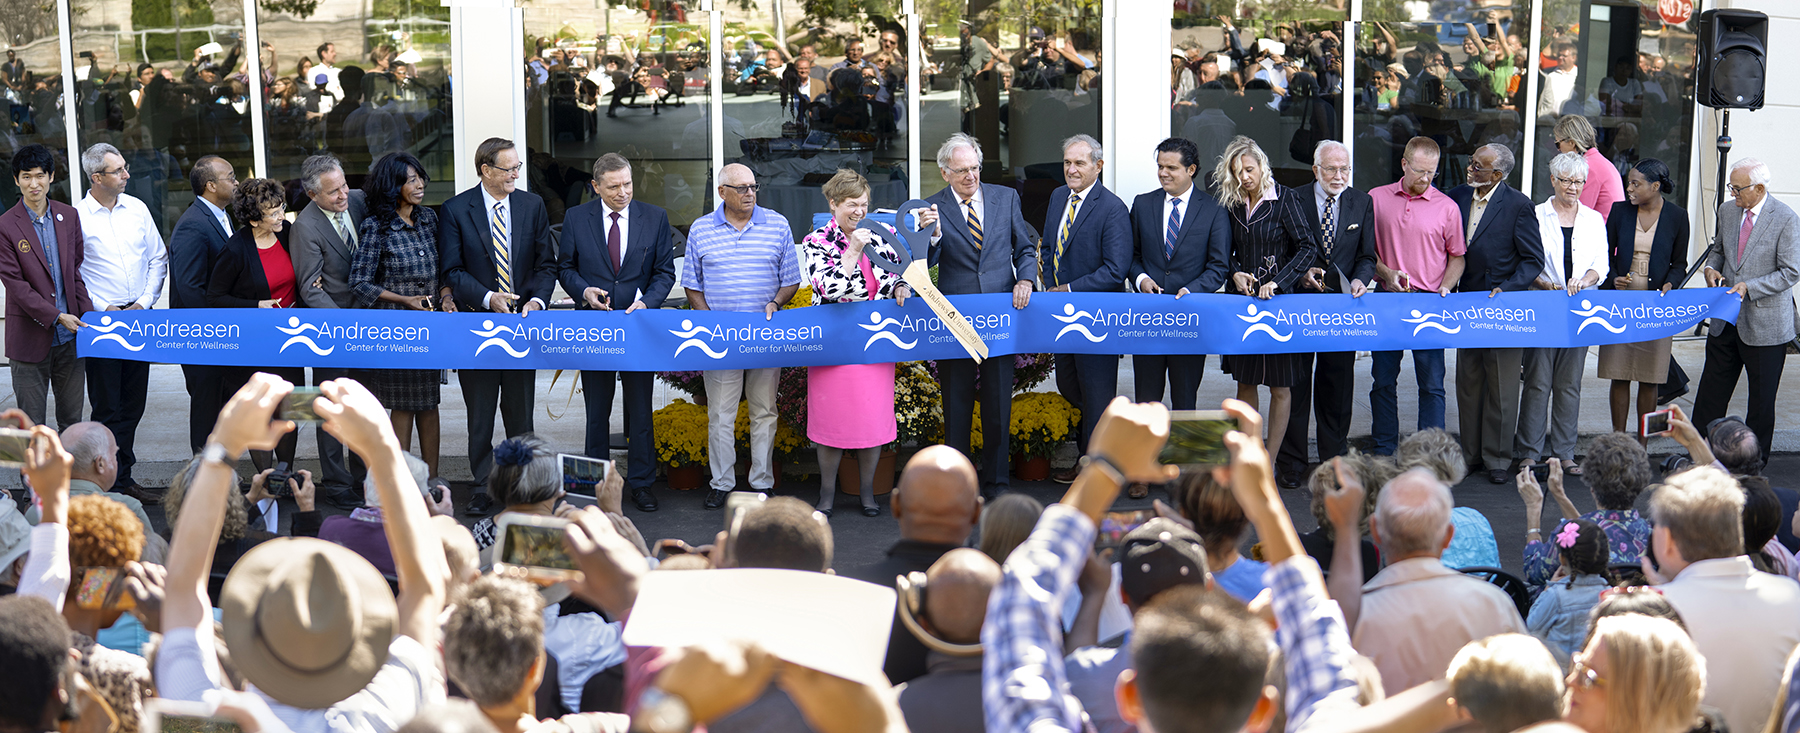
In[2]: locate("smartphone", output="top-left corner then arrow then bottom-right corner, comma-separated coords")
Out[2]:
1641,409 -> 1672,437
73,567 -> 135,611
559,453 -> 612,498
654,538 -> 692,560
1095,509 -> 1155,554
144,699 -> 241,733
0,426 -> 29,468
1159,410 -> 1238,466
279,387 -> 322,423
493,514 -> 581,581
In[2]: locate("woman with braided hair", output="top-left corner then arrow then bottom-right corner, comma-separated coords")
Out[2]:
1526,518 -> 1612,660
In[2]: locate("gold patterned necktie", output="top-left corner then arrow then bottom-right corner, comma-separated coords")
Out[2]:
1054,192 -> 1081,286
964,198 -> 983,250
492,201 -> 512,294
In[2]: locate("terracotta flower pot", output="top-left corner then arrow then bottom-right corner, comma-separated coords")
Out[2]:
837,449 -> 898,496
1012,454 -> 1052,481
665,464 -> 706,491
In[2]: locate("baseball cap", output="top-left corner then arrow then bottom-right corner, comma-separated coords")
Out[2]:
1118,518 -> 1210,608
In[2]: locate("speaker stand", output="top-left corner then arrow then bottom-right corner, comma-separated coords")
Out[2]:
1715,109 -> 1733,215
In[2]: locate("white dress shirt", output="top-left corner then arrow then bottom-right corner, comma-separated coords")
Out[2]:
1535,200 -> 1608,288
479,186 -> 545,311
197,196 -> 232,236
77,192 -> 168,310
927,185 -> 984,248
1137,184 -> 1192,292
603,201 -> 630,264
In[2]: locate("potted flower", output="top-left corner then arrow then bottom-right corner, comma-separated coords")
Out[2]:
655,371 -> 706,403
651,399 -> 709,490
1009,391 -> 1077,481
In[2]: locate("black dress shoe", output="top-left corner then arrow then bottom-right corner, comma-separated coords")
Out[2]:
632,487 -> 659,512
1276,470 -> 1302,490
861,504 -> 881,517
465,491 -> 497,516
704,489 -> 730,509
1488,468 -> 1510,485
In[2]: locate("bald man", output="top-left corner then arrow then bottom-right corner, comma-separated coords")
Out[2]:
24,422 -> 150,532
847,445 -> 983,684
895,548 -> 999,733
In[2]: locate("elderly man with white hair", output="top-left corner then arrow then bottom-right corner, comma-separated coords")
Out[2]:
1351,467 -> 1526,692
1693,156 -> 1800,464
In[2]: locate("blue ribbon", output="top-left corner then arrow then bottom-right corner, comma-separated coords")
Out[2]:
76,289 -> 1739,370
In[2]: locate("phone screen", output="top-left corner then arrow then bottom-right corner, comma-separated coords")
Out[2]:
1642,410 -> 1671,437
500,522 -> 577,571
0,427 -> 29,468
74,567 -> 134,611
279,388 -> 322,423
560,454 -> 610,497
1160,411 -> 1237,466
1095,509 -> 1155,554
146,701 -> 243,733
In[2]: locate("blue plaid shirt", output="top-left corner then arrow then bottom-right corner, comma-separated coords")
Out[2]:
28,205 -> 71,345
983,503 -> 1360,733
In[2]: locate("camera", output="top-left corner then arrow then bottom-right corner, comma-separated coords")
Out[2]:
266,461 -> 295,498
1661,453 -> 1694,474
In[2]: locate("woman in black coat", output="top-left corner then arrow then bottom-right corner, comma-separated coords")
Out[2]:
208,176 -> 308,472
1596,158 -> 1689,438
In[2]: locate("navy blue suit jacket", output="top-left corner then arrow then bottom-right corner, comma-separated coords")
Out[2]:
923,183 -> 1039,295
558,199 -> 677,309
1127,186 -> 1231,294
1447,183 -> 1544,293
1294,183 -> 1379,292
439,186 -> 558,312
1044,183 -> 1131,291
170,200 -> 232,309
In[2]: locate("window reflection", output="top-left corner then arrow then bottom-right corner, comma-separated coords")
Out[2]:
0,22 -> 71,206
523,8 -> 712,231
258,2 -> 455,206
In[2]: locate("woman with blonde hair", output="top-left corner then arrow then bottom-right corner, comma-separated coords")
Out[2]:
1552,114 -> 1625,221
801,168 -> 911,517
1565,613 -> 1705,733
1212,135 -> 1317,457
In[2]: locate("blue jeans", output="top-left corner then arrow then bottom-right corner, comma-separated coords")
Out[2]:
1370,349 -> 1446,454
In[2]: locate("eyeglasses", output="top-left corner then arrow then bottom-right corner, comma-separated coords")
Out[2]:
486,163 -> 523,176
1554,176 -> 1587,187
945,165 -> 981,177
96,164 -> 129,177
721,183 -> 761,194
1568,659 -> 1607,690
1599,585 -> 1663,600
1317,165 -> 1350,176
1467,162 -> 1497,174
1727,183 -> 1758,195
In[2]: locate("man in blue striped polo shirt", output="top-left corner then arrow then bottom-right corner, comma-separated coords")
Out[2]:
683,162 -> 801,509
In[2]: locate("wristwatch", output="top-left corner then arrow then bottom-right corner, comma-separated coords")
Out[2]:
1077,454 -> 1126,487
631,687 -> 694,733
200,441 -> 239,467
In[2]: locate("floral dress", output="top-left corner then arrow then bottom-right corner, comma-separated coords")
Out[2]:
800,220 -> 904,449
349,206 -> 442,411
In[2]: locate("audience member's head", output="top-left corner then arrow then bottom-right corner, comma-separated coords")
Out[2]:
1445,634 -> 1565,733
978,493 -> 1043,564
1581,587 -> 1686,653
1738,475 -> 1781,571
0,595 -> 73,733
1567,615 -> 1704,733
1649,466 -> 1745,577
1308,451 -> 1397,539
397,700 -> 501,733
365,452 -> 432,508
1122,585 -> 1275,733
1551,518 -> 1610,587
61,422 -> 117,488
167,457 -> 250,541
1708,418 -> 1762,476
443,575 -> 545,717
1397,428 -> 1466,485
1584,433 -> 1652,511
1370,468 -> 1454,561
731,497 -> 833,572
911,548 -> 1000,647
892,446 -> 981,546
1119,518 -> 1211,612
1177,470 -> 1249,566
491,435 -> 560,510
67,494 -> 144,570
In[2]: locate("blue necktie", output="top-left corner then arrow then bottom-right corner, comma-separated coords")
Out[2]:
1165,197 -> 1182,260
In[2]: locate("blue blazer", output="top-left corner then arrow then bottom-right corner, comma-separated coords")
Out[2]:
1447,183 -> 1544,293
924,183 -> 1039,295
169,200 -> 232,309
558,199 -> 677,309
1127,186 -> 1231,294
439,186 -> 558,312
1043,182 -> 1131,292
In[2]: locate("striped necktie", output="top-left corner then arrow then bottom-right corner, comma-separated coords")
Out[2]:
1165,196 -> 1181,260
964,198 -> 983,250
1054,192 -> 1081,286
492,201 -> 512,294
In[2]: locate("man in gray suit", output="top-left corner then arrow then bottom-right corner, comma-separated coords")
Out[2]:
1694,157 -> 1800,464
914,132 -> 1037,497
290,153 -> 367,507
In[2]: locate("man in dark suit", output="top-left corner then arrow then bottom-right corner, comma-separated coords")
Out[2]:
168,155 -> 235,454
1447,144 -> 1544,483
1278,140 -> 1378,486
913,132 -> 1036,497
0,144 -> 91,430
440,137 -> 557,515
290,153 -> 367,507
558,153 -> 676,513
1043,134 -> 1130,482
1127,136 -> 1230,411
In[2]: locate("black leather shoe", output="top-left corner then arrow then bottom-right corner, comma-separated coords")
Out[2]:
1276,470 -> 1302,490
465,491 -> 497,516
1488,468 -> 1510,485
632,487 -> 659,512
704,489 -> 730,509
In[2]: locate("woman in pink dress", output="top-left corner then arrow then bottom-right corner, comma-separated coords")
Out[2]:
802,169 -> 911,517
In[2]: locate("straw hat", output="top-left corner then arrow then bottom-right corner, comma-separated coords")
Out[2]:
220,537 -> 397,709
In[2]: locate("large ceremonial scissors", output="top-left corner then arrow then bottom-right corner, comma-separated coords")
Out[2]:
853,199 -> 990,362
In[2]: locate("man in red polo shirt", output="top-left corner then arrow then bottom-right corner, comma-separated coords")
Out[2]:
1369,136 -> 1466,455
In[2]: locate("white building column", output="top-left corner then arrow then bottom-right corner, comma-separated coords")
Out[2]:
1109,0 -> 1171,197
449,2 -> 525,192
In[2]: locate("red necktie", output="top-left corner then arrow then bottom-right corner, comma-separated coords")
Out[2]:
1738,209 -> 1755,263
609,211 -> 623,272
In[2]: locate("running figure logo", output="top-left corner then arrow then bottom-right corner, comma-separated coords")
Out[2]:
859,312 -> 916,350
471,320 -> 531,358
669,319 -> 727,359
1052,303 -> 1108,343
1237,304 -> 1293,342
1401,309 -> 1461,336
277,316 -> 334,355
88,315 -> 144,351
1571,299 -> 1626,334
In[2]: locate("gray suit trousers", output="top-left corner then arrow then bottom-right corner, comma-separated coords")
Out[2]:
1455,347 -> 1522,471
1515,346 -> 1586,462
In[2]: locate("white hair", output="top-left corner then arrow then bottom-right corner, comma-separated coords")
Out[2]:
1312,140 -> 1349,164
1373,468 -> 1453,557
1062,134 -> 1103,164
81,143 -> 121,176
1731,157 -> 1772,187
1548,151 -> 1587,183
364,452 -> 432,508
1478,144 -> 1516,176
937,133 -> 982,169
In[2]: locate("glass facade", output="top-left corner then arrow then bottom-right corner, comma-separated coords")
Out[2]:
0,1 -> 69,206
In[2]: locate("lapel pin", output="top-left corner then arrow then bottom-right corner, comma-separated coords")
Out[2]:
55,214 -> 61,221
16,239 -> 27,253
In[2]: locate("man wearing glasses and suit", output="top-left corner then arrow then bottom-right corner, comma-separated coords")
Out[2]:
913,132 -> 1037,498
439,137 -> 557,516
558,153 -> 677,513
1277,140 -> 1379,487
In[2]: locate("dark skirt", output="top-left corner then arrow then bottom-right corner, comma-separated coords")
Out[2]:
1222,353 -> 1304,388
369,369 -> 441,411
